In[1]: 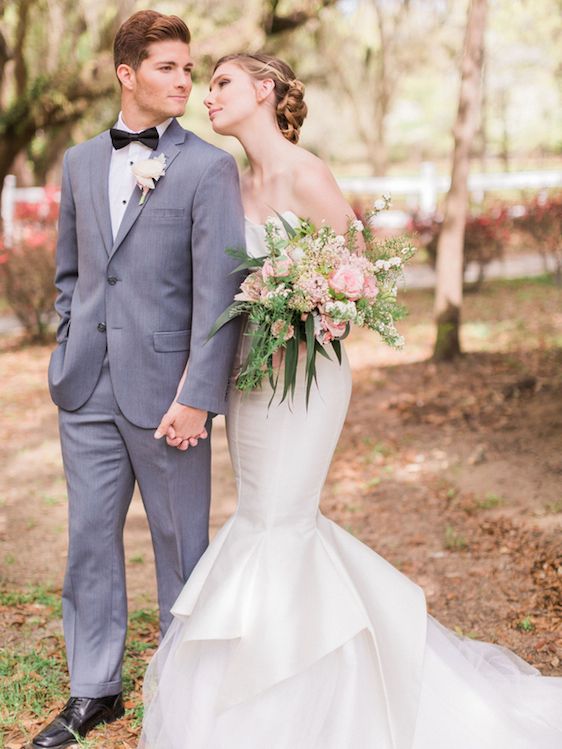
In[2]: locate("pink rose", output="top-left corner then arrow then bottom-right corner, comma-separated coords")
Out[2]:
329,264 -> 364,300
322,315 -> 347,339
234,272 -> 264,302
362,275 -> 379,301
271,320 -> 295,340
274,255 -> 293,277
261,260 -> 275,282
262,255 -> 293,281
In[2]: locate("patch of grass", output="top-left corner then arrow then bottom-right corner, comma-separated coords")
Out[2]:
476,492 -> 504,510
129,608 -> 158,626
362,477 -> 381,490
42,494 -> 63,507
517,616 -> 535,632
444,525 -> 468,551
453,625 -> 480,639
126,702 -> 144,729
497,274 -> 557,290
129,554 -> 145,564
366,441 -> 394,462
3,554 -> 15,566
0,584 -> 62,617
544,500 -> 562,514
0,648 -> 67,728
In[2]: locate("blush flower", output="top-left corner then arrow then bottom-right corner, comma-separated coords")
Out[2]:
329,264 -> 364,300
271,320 -> 295,340
362,275 -> 379,301
234,272 -> 265,302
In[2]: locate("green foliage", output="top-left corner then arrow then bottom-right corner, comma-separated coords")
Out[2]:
477,493 -> 504,510
0,584 -> 62,616
0,649 -> 67,727
444,525 -> 468,551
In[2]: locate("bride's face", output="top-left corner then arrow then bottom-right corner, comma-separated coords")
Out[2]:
205,63 -> 269,135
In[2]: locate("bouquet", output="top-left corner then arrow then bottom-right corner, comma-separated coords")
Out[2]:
211,197 -> 415,404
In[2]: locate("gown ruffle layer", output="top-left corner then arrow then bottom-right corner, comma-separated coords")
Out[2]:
140,217 -> 562,748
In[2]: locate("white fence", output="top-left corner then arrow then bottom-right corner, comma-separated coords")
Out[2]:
2,164 -> 562,244
338,162 -> 562,214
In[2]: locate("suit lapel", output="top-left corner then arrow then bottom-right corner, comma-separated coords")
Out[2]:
109,119 -> 186,259
90,133 -> 113,256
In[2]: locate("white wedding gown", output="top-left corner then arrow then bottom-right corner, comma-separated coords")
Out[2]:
140,213 -> 562,749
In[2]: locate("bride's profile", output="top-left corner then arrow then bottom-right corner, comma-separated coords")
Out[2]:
139,53 -> 562,749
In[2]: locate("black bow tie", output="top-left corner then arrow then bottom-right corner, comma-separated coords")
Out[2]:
110,126 -> 159,151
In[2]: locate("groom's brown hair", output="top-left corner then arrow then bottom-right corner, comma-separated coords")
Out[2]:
114,10 -> 191,72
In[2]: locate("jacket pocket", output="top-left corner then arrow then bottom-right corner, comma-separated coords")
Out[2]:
144,208 -> 186,219
153,329 -> 191,352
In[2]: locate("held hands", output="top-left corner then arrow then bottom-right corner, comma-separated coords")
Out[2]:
154,370 -> 207,451
154,403 -> 208,451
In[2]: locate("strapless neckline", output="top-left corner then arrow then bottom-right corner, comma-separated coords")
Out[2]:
244,210 -> 299,228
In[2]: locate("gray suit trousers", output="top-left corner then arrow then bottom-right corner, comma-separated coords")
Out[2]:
59,354 -> 211,698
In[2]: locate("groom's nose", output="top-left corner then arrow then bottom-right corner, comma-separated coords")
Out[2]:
174,71 -> 191,89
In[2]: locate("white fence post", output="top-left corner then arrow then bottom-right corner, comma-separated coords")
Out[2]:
1,174 -> 16,248
420,162 -> 438,214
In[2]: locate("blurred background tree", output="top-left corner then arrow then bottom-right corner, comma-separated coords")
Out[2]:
0,0 -> 137,200
1,0 -> 560,186
434,0 -> 487,361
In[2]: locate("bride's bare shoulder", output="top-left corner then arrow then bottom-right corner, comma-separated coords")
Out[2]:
291,150 -> 337,191
289,149 -> 351,230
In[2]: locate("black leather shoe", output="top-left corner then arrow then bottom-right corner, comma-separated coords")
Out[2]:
32,694 -> 125,747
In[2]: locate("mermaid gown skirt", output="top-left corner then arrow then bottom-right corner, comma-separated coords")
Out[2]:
139,217 -> 562,748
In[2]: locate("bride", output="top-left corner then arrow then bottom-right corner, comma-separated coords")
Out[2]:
140,54 -> 562,748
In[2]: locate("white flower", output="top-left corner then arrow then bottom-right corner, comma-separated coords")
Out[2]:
373,199 -> 386,211
325,300 -> 357,321
374,259 -> 390,271
132,154 -> 166,204
351,219 -> 364,232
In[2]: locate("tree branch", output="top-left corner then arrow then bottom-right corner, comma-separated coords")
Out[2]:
265,0 -> 338,35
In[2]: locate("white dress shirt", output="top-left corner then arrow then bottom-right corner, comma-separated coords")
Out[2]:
108,113 -> 173,240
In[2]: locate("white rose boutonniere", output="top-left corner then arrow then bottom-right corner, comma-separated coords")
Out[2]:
132,153 -> 167,205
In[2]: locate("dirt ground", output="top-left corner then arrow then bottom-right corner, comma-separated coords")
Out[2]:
1,276 -> 561,746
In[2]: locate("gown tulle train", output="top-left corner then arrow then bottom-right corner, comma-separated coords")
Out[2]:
139,215 -> 562,748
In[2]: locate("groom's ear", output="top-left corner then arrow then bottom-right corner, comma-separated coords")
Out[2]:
256,78 -> 275,103
116,63 -> 136,90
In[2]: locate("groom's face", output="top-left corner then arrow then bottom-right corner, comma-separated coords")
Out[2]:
124,40 -> 194,121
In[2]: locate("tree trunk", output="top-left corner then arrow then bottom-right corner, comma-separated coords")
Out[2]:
433,0 -> 487,362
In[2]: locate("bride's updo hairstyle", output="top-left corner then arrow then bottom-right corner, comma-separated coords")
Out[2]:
213,53 -> 308,143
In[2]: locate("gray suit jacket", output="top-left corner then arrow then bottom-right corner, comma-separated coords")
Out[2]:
48,119 -> 245,427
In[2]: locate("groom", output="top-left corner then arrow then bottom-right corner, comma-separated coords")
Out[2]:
35,10 -> 244,747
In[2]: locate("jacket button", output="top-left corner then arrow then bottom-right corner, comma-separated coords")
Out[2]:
97,322 -> 107,332
107,276 -> 118,286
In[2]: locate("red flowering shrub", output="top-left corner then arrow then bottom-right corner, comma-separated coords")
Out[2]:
512,193 -> 562,283
1,201 -> 59,342
411,207 -> 511,289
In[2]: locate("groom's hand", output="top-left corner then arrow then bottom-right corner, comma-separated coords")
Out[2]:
154,403 -> 208,451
